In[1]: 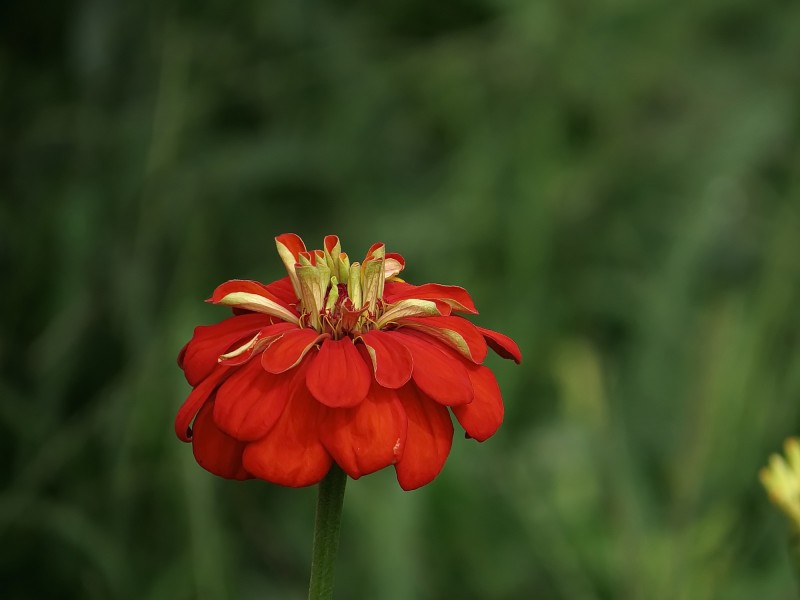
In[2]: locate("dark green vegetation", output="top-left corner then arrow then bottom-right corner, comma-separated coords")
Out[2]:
2,0 -> 800,598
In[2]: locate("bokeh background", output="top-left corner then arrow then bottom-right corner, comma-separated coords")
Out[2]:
3,0 -> 800,598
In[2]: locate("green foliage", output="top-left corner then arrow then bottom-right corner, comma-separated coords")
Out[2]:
2,0 -> 800,597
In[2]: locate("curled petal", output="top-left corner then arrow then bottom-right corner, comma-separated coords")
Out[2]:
347,261 -> 362,309
175,366 -> 234,442
396,315 -> 487,363
452,366 -> 504,442
306,338 -> 372,408
210,280 -> 299,324
320,382 -> 407,479
477,326 -> 522,364
213,359 -> 294,441
394,384 -> 454,491
364,242 -> 386,262
374,299 -> 447,329
275,234 -> 307,298
394,330 -> 473,406
242,359 -> 332,487
295,262 -> 329,327
260,328 -> 327,374
357,330 -> 413,389
179,313 -> 273,386
192,401 -> 251,480
361,252 -> 385,312
384,252 -> 405,279
323,235 -> 341,274
384,282 -> 477,314
217,321 -> 299,366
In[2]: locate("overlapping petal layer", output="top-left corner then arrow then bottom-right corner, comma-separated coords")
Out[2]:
175,233 -> 520,489
394,384 -> 454,491
242,359 -> 333,487
192,400 -> 251,480
306,338 -> 372,408
320,381 -> 407,479
357,330 -> 413,389
213,359 -> 294,441
392,330 -> 474,406
179,313 -> 273,386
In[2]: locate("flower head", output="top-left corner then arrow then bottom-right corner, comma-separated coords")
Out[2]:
176,234 -> 521,490
760,437 -> 800,531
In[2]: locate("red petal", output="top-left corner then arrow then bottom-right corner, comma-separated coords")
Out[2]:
477,326 -> 522,364
319,382 -> 407,479
262,276 -> 299,306
393,384 -> 453,491
306,337 -> 372,407
191,400 -> 251,480
384,281 -> 413,296
242,359 -> 332,487
217,321 -> 299,367
175,366 -> 234,442
393,330 -> 473,406
260,328 -> 327,374
385,252 -> 405,269
213,359 -> 294,441
209,280 -> 299,322
396,316 -> 487,363
324,235 -> 340,255
452,366 -> 504,442
357,330 -> 413,389
364,241 -> 385,260
275,233 -> 307,260
384,283 -> 477,314
180,313 -> 272,386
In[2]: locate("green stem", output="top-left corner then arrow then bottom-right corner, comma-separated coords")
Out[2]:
308,464 -> 347,600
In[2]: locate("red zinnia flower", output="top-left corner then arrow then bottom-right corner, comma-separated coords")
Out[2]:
176,234 -> 521,490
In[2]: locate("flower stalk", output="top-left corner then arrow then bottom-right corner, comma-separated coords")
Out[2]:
308,465 -> 348,600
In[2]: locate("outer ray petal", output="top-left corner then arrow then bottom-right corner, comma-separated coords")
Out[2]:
306,338 -> 372,408
242,360 -> 332,487
452,366 -> 504,442
175,366 -> 234,442
217,321 -> 299,366
393,330 -> 473,406
275,233 -> 307,298
260,328 -> 328,374
262,276 -> 299,306
395,315 -> 487,363
394,384 -> 454,491
213,359 -> 294,441
210,280 -> 300,324
374,299 -> 447,329
319,382 -> 407,479
357,330 -> 413,389
384,282 -> 478,314
192,400 -> 251,480
179,313 -> 273,386
477,326 -> 522,364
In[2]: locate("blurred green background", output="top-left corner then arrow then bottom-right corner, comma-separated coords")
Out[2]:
2,0 -> 800,598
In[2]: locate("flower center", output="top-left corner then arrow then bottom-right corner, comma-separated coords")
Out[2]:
290,240 -> 388,337
312,283 -> 383,339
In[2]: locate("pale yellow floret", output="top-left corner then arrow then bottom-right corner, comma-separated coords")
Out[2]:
760,437 -> 800,531
347,261 -> 362,310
